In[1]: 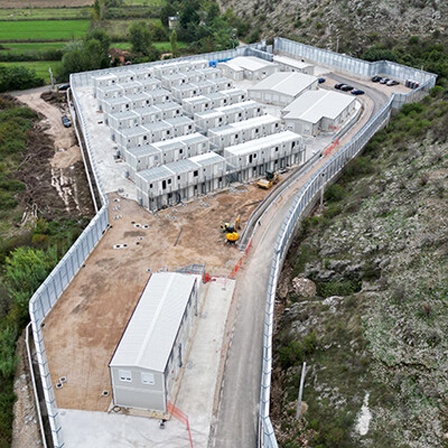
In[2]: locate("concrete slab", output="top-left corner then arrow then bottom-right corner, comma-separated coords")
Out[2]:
59,278 -> 235,447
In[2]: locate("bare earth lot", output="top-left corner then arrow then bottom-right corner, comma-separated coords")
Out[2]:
43,186 -> 267,411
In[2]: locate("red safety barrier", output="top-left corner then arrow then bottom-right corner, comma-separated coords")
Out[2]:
167,402 -> 194,448
228,238 -> 253,279
323,137 -> 340,157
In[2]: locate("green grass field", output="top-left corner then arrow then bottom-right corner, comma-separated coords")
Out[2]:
0,41 -> 66,54
112,41 -> 189,52
0,7 -> 91,20
1,60 -> 61,82
102,18 -> 161,39
0,19 -> 90,41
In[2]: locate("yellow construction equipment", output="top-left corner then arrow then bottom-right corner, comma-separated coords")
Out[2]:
220,216 -> 241,243
257,170 -> 279,189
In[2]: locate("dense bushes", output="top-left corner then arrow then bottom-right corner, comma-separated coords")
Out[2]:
0,65 -> 44,93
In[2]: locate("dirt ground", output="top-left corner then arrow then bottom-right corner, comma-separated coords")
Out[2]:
43,185 -> 268,412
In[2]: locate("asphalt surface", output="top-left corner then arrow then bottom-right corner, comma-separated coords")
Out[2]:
210,73 -> 392,448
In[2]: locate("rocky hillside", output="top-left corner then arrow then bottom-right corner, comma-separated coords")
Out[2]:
219,0 -> 448,55
271,93 -> 448,447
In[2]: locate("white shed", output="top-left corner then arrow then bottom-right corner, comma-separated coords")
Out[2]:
110,272 -> 199,413
218,56 -> 279,81
95,84 -> 123,101
124,145 -> 162,178
283,90 -> 357,136
93,73 -> 117,90
181,95 -> 210,116
248,72 -> 318,106
105,109 -> 140,130
194,110 -> 226,132
165,116 -> 195,137
273,55 -> 314,75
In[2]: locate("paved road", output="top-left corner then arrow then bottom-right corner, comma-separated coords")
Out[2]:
210,77 -> 391,448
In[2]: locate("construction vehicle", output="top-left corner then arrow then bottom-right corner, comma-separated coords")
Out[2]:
220,215 -> 241,243
257,170 -> 279,189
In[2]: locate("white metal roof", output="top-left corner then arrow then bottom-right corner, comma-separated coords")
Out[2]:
224,130 -> 302,156
167,158 -> 200,174
126,145 -> 161,158
273,55 -> 313,71
248,72 -> 317,97
136,165 -> 174,182
283,90 -> 356,124
190,152 -> 225,167
110,272 -> 197,373
209,114 -> 279,136
216,100 -> 261,113
221,56 -> 277,72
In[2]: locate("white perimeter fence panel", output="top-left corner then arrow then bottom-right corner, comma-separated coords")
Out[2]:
260,39 -> 437,448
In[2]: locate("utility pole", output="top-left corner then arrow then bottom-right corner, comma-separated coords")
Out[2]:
296,362 -> 307,419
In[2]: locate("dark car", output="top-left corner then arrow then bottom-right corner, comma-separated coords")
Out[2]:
58,83 -> 70,91
62,115 -> 72,128
371,75 -> 382,82
318,77 -> 326,84
334,83 -> 345,90
351,89 -> 365,95
341,85 -> 354,91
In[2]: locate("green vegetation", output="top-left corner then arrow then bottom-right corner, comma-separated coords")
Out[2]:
0,8 -> 91,21
0,96 -> 90,447
0,20 -> 90,41
0,61 -> 57,84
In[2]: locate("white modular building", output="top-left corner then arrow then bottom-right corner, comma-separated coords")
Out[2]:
95,84 -> 123,101
115,121 -> 174,148
273,55 -> 315,75
161,73 -> 187,90
124,145 -> 162,179
165,116 -> 195,138
172,83 -> 202,101
215,100 -> 264,123
198,67 -> 219,79
125,92 -> 154,110
145,88 -> 171,104
213,77 -> 234,91
223,130 -> 305,180
133,67 -> 156,81
181,95 -> 210,116
100,96 -> 133,114
283,90 -> 358,136
194,110 -> 226,132
155,101 -> 182,120
218,56 -> 279,81
208,114 -> 281,149
190,152 -> 226,194
121,81 -> 144,97
105,110 -> 140,130
110,272 -> 199,413
220,88 -> 247,104
139,78 -> 161,92
248,72 -> 318,106
133,106 -> 164,125
93,73 -> 118,90
203,92 -> 229,109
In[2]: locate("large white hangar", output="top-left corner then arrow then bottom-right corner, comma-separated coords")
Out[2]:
109,272 -> 199,413
248,71 -> 318,106
282,90 -> 358,136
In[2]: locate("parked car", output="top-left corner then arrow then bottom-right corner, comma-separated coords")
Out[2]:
341,85 -> 354,91
351,89 -> 365,95
371,75 -> 382,82
334,83 -> 345,90
318,77 -> 326,84
58,83 -> 70,91
386,79 -> 399,86
62,115 -> 72,128
379,78 -> 390,84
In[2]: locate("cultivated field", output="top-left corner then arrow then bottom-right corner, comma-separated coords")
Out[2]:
0,19 -> 90,41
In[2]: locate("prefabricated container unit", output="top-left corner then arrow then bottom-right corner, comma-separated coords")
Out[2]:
198,67 -> 219,79
184,70 -> 204,84
93,73 -> 118,90
215,100 -> 264,124
166,159 -> 203,201
208,114 -> 281,149
115,125 -> 152,148
181,132 -> 210,156
213,77 -> 234,91
143,120 -> 175,143
100,96 -> 132,114
192,79 -> 218,95
161,73 -> 187,90
218,62 -> 244,81
204,91 -> 229,109
134,67 -> 156,81
189,152 -> 227,194
154,101 -> 182,120
188,59 -> 208,71
139,78 -> 161,92
248,72 -> 318,107
134,106 -> 163,125
218,56 -> 279,81
181,95 -> 210,116
121,81 -> 144,96
283,90 -> 357,136
165,116 -> 195,138
223,130 -> 305,180
152,139 -> 188,165
135,164 -> 175,194
273,55 -> 315,75
105,109 -> 140,131
95,84 -> 124,101
126,92 -> 154,110
124,145 -> 162,179
172,83 -> 201,102
220,88 -> 247,105
115,69 -> 139,83
146,88 -> 171,104
109,272 -> 199,413
194,110 -> 226,132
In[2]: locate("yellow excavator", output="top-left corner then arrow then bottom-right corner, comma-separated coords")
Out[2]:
257,170 -> 279,189
221,216 -> 241,243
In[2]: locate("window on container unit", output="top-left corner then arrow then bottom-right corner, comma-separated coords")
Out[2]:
149,183 -> 153,189
141,372 -> 155,385
193,170 -> 198,177
168,179 -> 172,184
119,370 -> 132,382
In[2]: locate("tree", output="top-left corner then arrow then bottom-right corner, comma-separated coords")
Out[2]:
129,21 -> 155,57
170,30 -> 179,57
0,65 -> 44,93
